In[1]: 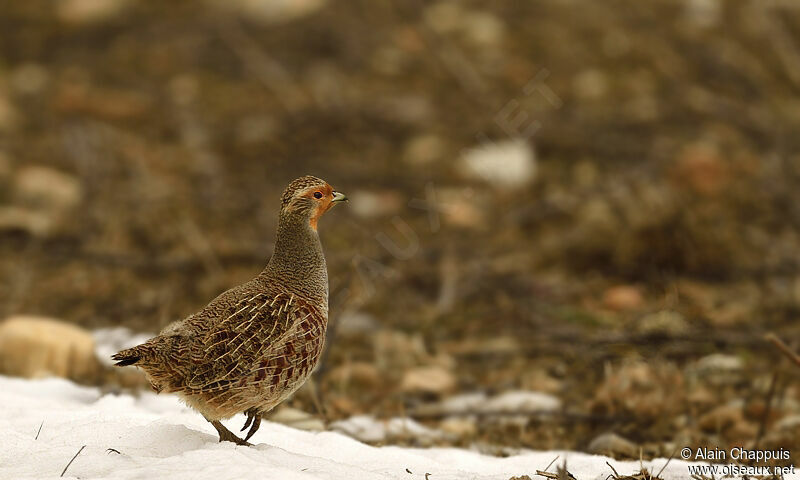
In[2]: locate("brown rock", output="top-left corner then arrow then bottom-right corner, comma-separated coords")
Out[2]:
328,361 -> 382,389
439,417 -> 477,438
14,166 -> 82,210
592,360 -> 685,421
0,316 -> 101,382
671,142 -> 730,196
400,366 -> 456,395
698,402 -> 743,432
587,432 -> 638,458
602,285 -> 644,311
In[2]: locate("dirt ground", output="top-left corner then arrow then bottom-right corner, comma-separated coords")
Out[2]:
1,0 -> 799,469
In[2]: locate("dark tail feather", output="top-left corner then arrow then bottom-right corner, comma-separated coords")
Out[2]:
112,348 -> 142,367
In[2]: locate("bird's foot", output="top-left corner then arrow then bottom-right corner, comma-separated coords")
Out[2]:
241,408 -> 262,442
209,419 -> 252,446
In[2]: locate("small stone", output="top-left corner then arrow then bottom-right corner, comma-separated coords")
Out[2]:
573,69 -> 609,100
688,354 -> 743,387
374,330 -> 430,370
0,206 -> 54,237
637,310 -> 690,336
10,63 -> 49,95
520,369 -> 562,394
480,390 -> 561,414
210,0 -> 327,25
14,166 -> 82,210
587,432 -> 638,458
698,402 -> 743,432
347,190 -> 403,219
57,0 -> 130,24
602,285 -> 644,311
403,134 -> 445,166
328,362 -> 381,389
461,11 -> 505,47
400,366 -> 456,395
439,417 -> 477,438
268,407 -> 324,431
460,139 -> 537,190
776,414 -> 800,431
671,142 -> 730,196
592,361 -> 685,421
330,415 -> 386,443
335,310 -> 378,336
0,316 -> 101,382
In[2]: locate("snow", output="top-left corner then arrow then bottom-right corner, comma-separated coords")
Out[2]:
0,375 -> 770,480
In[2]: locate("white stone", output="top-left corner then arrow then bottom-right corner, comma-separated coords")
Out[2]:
460,139 -> 536,190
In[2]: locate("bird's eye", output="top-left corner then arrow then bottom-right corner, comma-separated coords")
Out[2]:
313,191 -> 323,199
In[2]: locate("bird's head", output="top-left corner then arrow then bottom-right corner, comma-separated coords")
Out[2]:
280,175 -> 347,230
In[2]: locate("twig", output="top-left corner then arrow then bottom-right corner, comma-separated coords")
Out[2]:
755,371 -> 779,449
606,461 -> 621,478
60,445 -> 86,477
655,448 -> 677,479
35,421 -> 43,440
766,333 -> 800,366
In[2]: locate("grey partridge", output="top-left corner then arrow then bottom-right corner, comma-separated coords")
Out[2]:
112,175 -> 347,446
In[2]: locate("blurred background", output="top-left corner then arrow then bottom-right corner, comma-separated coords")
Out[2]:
0,0 -> 799,467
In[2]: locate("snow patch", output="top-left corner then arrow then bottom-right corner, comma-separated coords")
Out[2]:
0,376 -> 719,479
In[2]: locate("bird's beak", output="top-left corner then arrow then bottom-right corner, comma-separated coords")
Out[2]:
331,191 -> 348,203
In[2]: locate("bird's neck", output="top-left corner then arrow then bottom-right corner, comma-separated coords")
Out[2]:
262,214 -> 328,307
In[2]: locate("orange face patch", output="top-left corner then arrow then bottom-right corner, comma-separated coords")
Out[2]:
305,184 -> 335,230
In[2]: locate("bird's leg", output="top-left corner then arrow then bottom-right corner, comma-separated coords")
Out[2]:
207,418 -> 252,446
242,408 -> 262,442
240,408 -> 256,432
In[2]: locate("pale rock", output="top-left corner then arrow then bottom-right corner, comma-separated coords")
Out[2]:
688,354 -> 743,387
10,63 -> 49,95
684,0 -> 721,28
335,310 -> 378,336
0,316 -> 100,381
0,206 -> 54,237
637,310 -> 690,336
587,432 -> 638,458
268,407 -> 324,431
439,417 -> 477,438
403,134 -> 445,166
437,392 -> 488,414
328,362 -> 381,389
385,417 -> 443,444
573,69 -> 609,100
480,391 -> 561,414
461,11 -> 505,48
671,142 -> 730,196
400,366 -> 456,395
436,187 -> 487,229
776,414 -> 800,431
698,401 -> 743,432
57,0 -> 130,24
14,165 -> 82,210
374,330 -> 430,370
602,285 -> 644,311
347,190 -> 403,219
330,415 -> 444,445
592,361 -> 685,420
461,139 -> 536,190
330,415 -> 386,443
210,0 -> 327,25
520,369 -> 563,394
